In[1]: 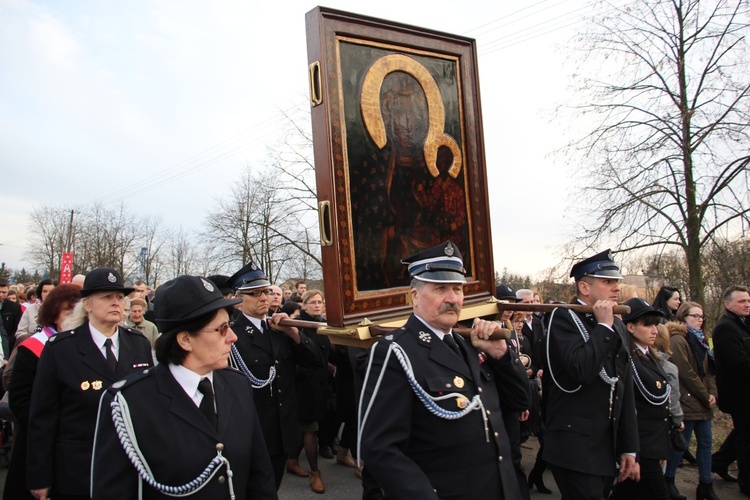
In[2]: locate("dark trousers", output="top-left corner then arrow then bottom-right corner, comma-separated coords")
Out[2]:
269,452 -> 286,490
713,410 -> 750,490
550,465 -> 614,500
610,457 -> 668,499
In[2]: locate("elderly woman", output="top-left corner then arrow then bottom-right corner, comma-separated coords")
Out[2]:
286,289 -> 331,494
91,275 -> 276,499
664,301 -> 719,500
3,283 -> 82,500
26,268 -> 154,500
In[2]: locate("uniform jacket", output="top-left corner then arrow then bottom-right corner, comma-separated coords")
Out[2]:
231,313 -> 324,455
521,315 -> 545,376
26,322 -> 153,495
630,349 -> 671,460
295,310 -> 331,424
666,322 -> 716,421
91,363 -> 276,499
542,307 -> 639,476
711,310 -> 750,415
360,314 -> 530,500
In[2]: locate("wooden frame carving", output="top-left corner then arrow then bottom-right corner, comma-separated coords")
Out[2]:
306,7 -> 495,327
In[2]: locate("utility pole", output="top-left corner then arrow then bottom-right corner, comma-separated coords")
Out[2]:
66,209 -> 75,253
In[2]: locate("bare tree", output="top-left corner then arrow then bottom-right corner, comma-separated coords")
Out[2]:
26,205 -> 77,278
560,0 -> 750,303
166,227 -> 198,277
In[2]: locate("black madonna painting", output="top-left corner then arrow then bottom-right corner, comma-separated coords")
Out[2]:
306,7 -> 494,326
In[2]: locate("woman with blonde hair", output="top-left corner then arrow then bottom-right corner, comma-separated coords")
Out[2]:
664,301 -> 718,500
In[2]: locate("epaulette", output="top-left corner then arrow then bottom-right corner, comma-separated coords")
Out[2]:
120,326 -> 146,338
105,368 -> 154,395
46,329 -> 76,344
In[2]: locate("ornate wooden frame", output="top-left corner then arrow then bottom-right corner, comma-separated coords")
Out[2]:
306,7 -> 495,327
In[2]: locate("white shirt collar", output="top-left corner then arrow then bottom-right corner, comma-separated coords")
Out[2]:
169,363 -> 214,407
635,344 -> 649,355
89,323 -> 119,352
243,313 -> 264,331
413,314 -> 451,340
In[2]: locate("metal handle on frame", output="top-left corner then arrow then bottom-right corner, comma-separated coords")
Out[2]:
309,61 -> 322,106
318,200 -> 333,246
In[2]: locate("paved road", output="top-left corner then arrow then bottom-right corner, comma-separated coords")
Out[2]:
0,437 -> 744,499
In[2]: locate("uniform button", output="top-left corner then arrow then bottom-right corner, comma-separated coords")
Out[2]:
478,387 -> 483,393
486,410 -> 491,415
615,396 -> 619,400
445,383 -> 451,388
498,456 -> 504,463
218,476 -> 226,484
494,432 -> 499,438
514,359 -> 520,365
278,390 -> 282,394
275,360 -> 280,364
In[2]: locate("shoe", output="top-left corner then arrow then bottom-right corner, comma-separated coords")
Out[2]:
527,462 -> 552,494
286,458 -> 309,477
712,463 -> 738,482
665,476 -> 687,500
696,481 -> 719,500
318,445 -> 334,459
310,470 -> 325,494
336,447 -> 357,468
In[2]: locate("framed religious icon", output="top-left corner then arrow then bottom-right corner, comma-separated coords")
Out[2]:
306,7 -> 495,327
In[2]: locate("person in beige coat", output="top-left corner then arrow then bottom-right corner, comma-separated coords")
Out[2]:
664,302 -> 719,500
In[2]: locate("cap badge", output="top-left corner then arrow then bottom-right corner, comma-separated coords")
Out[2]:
250,262 -> 257,270
81,381 -> 90,391
445,243 -> 454,256
456,396 -> 469,409
201,278 -> 214,292
384,334 -> 393,340
418,331 -> 431,343
453,376 -> 465,389
107,272 -> 117,283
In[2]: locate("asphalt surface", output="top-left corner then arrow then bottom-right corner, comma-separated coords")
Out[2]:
0,437 -> 744,498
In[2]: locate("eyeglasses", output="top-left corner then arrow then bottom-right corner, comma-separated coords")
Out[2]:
306,300 -> 324,305
240,289 -> 271,298
686,313 -> 705,320
203,322 -> 233,337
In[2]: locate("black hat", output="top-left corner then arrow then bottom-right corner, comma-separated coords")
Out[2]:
206,274 -> 232,296
228,261 -> 271,292
622,297 -> 663,324
154,275 -> 241,332
570,249 -> 623,281
401,241 -> 466,283
495,284 -> 522,302
80,268 -> 134,297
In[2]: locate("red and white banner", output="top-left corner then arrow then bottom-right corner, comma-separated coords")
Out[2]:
60,253 -> 74,283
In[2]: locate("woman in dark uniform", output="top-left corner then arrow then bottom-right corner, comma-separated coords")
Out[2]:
611,298 -> 673,500
91,275 -> 276,499
27,268 -> 154,500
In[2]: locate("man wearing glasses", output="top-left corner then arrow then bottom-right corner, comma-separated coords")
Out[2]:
228,262 -> 324,490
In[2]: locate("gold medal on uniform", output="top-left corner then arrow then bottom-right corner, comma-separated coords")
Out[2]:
656,381 -> 662,389
92,380 -> 103,390
456,396 -> 469,409
81,381 -> 90,391
453,376 -> 464,389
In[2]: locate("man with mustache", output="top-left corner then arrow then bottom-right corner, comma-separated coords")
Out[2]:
360,241 -> 530,499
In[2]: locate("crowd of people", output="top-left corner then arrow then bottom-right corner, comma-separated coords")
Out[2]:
0,244 -> 747,499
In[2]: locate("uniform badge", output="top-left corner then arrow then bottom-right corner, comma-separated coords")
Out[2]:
92,380 -> 103,390
111,380 -> 126,389
107,272 -> 117,283
453,376 -> 465,389
201,278 -> 214,292
81,381 -> 90,391
456,396 -> 469,409
656,381 -> 662,389
445,243 -> 454,256
418,331 -> 431,343
384,334 -> 393,340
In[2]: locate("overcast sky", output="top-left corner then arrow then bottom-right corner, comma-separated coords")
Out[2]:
0,0 -> 607,279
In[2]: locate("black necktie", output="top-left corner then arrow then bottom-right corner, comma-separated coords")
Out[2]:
260,320 -> 267,333
104,338 -> 117,373
443,333 -> 462,358
198,378 -> 218,430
